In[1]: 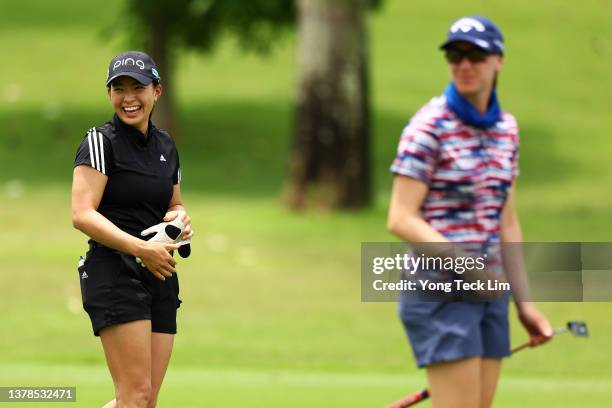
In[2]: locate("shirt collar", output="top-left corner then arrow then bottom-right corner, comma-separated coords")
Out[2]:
112,113 -> 155,146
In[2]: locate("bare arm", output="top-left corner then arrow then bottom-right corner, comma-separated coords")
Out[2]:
500,183 -> 553,345
71,165 -> 144,254
387,175 -> 448,243
500,183 -> 529,300
500,184 -> 523,242
71,165 -> 178,280
162,184 -> 193,240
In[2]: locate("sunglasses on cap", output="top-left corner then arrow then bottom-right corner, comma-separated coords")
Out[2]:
444,48 -> 490,64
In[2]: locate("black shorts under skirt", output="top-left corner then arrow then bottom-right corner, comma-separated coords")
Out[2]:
77,241 -> 182,336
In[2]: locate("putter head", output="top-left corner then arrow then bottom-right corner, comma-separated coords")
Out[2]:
567,321 -> 589,338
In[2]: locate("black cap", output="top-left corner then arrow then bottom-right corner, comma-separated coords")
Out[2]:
106,51 -> 161,86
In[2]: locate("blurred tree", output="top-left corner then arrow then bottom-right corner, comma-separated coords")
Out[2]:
285,0 -> 378,210
123,0 -> 295,136
123,0 -> 381,210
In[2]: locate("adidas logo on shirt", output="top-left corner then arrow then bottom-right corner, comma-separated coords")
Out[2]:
81,271 -> 88,279
160,154 -> 166,162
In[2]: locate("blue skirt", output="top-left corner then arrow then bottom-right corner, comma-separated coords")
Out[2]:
398,295 -> 511,368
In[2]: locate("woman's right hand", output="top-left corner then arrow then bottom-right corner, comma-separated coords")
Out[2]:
135,241 -> 180,281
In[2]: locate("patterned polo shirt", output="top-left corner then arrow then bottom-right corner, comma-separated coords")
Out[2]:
391,94 -> 519,244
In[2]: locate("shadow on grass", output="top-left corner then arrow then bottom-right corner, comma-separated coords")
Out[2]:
0,100 -> 574,197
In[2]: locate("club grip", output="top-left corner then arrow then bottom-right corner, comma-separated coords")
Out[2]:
511,341 -> 531,354
387,389 -> 430,408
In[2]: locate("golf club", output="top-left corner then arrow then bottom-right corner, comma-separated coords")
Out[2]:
387,321 -> 589,408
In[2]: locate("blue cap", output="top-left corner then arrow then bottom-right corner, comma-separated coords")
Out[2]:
440,16 -> 504,54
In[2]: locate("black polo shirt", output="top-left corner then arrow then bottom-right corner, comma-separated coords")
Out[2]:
74,114 -> 181,237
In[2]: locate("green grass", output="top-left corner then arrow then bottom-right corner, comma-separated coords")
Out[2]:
2,364 -> 611,408
2,189 -> 612,407
1,0 -> 612,406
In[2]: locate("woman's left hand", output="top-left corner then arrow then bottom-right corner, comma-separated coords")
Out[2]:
517,302 -> 553,347
164,210 -> 193,240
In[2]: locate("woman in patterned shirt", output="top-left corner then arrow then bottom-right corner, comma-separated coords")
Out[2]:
387,16 -> 552,408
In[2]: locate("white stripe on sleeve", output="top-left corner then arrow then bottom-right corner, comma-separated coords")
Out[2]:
178,168 -> 181,183
97,129 -> 106,174
92,128 -> 101,171
87,129 -> 95,168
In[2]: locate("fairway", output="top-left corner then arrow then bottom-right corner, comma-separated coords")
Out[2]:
1,0 -> 612,406
2,189 -> 612,406
1,364 -> 611,407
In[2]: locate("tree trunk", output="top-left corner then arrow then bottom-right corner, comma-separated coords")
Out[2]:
285,0 -> 371,210
148,16 -> 177,139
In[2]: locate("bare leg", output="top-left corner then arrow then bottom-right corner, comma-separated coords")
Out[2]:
426,357 -> 481,408
100,320 -> 152,408
147,333 -> 175,408
480,358 -> 502,408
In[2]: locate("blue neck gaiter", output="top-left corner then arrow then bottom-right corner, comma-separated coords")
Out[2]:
444,82 -> 501,129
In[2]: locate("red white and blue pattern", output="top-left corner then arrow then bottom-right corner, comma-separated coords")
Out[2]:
391,95 -> 519,243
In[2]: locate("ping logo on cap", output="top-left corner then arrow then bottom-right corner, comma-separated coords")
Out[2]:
450,18 -> 486,33
113,58 -> 145,71
106,51 -> 160,86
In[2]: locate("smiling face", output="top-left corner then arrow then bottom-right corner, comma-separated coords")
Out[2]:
108,76 -> 162,134
446,41 -> 503,99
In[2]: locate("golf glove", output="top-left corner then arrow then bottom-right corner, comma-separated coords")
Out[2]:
136,217 -> 191,267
